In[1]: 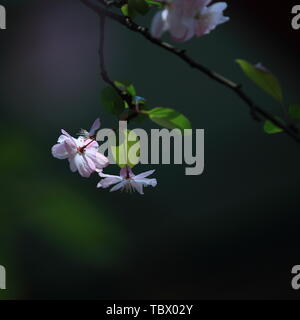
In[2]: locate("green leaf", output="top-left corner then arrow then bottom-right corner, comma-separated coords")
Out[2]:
263,119 -> 283,134
145,0 -> 164,8
236,59 -> 283,103
114,81 -> 137,97
128,0 -> 150,15
147,107 -> 192,132
101,86 -> 125,115
111,130 -> 140,168
127,84 -> 137,97
121,4 -> 137,18
288,104 -> 300,120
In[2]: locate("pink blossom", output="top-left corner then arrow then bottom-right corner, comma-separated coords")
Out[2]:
51,120 -> 109,178
97,166 -> 157,195
151,0 -> 229,42
77,118 -> 101,139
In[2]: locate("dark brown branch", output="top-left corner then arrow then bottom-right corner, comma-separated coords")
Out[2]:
81,0 -> 300,143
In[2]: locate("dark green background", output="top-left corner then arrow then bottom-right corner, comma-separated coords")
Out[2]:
1,0 -> 300,299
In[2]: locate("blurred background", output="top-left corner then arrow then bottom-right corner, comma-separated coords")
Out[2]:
1,0 -> 300,300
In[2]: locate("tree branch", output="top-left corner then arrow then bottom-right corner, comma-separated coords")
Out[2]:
98,12 -> 140,121
81,0 -> 300,143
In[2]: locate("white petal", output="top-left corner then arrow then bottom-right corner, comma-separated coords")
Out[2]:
196,2 -> 229,37
51,143 -> 68,159
72,154 -> 93,178
150,10 -> 169,38
134,178 -> 157,187
131,181 -> 144,195
89,118 -> 101,137
134,169 -> 155,180
84,154 -> 96,172
85,148 -> 109,169
97,176 -> 123,189
99,171 -> 121,179
64,139 -> 77,155
110,181 -> 127,192
57,134 -> 68,143
61,129 -> 72,138
69,157 -> 77,172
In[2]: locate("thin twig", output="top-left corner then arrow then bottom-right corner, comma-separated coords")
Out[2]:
99,14 -> 130,104
81,0 -> 300,143
98,13 -> 140,121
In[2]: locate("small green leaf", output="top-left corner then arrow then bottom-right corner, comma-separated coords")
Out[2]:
114,81 -> 137,97
145,0 -> 164,8
127,84 -> 137,97
111,130 -> 140,168
288,104 -> 300,120
128,0 -> 150,15
263,119 -> 283,134
101,86 -> 125,115
147,107 -> 192,132
121,4 -> 137,18
236,59 -> 283,103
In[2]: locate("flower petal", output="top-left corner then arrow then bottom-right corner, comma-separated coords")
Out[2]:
85,148 -> 109,169
51,143 -> 68,159
134,169 -> 155,180
72,154 -> 93,178
110,181 -> 127,192
97,176 -> 123,189
64,139 -> 77,154
131,181 -> 144,195
61,129 -> 72,138
195,2 -> 229,37
57,134 -> 69,144
84,154 -> 96,172
99,171 -> 121,179
69,157 -> 77,172
150,10 -> 169,38
89,118 -> 101,137
134,178 -> 157,187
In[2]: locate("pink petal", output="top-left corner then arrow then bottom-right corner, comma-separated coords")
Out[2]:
89,118 -> 101,137
61,129 -> 72,138
131,181 -> 144,195
150,10 -> 169,38
97,176 -> 123,189
85,148 -> 109,169
195,2 -> 229,37
72,154 -> 93,178
57,134 -> 68,143
98,171 -> 120,179
64,139 -> 77,154
134,178 -> 157,187
85,139 -> 99,149
169,10 -> 195,42
110,181 -> 127,192
84,154 -> 96,172
69,157 -> 77,172
134,169 -> 155,180
51,143 -> 68,159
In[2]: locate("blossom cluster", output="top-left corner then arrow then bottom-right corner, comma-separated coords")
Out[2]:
51,119 -> 157,195
151,0 -> 229,42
